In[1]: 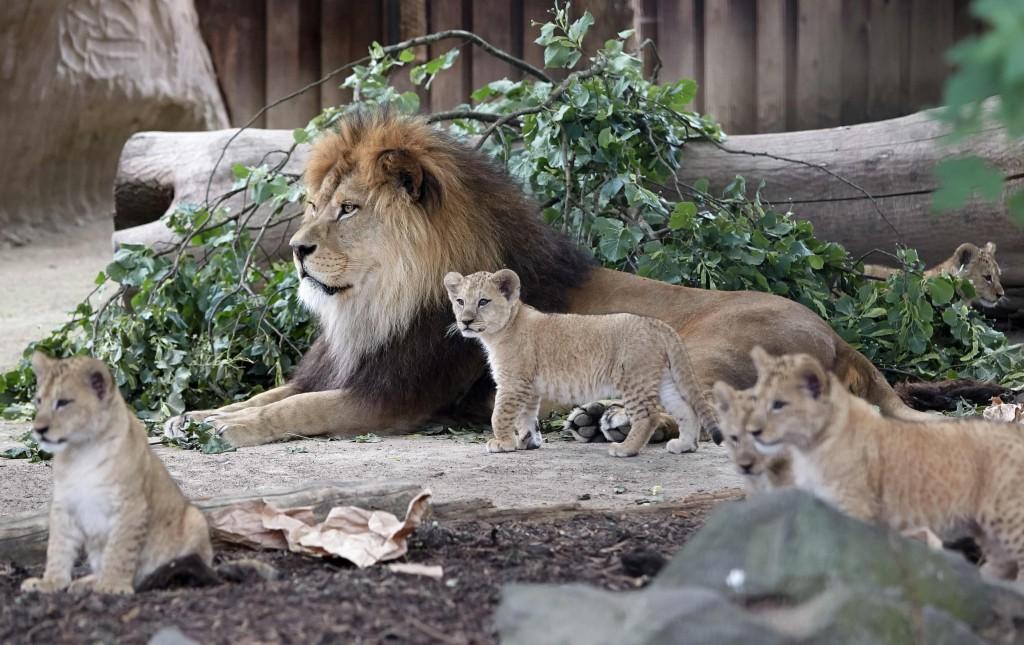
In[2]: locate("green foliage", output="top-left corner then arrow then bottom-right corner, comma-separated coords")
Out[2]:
934,0 -> 1024,223
2,2 -> 1022,461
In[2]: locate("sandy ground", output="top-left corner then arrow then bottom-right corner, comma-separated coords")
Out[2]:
0,218 -> 741,518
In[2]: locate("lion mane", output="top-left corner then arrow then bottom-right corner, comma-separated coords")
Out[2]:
290,110 -> 594,420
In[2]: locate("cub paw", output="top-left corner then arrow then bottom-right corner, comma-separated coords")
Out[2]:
517,422 -> 543,450
666,437 -> 698,454
564,402 -> 609,443
67,574 -> 99,595
608,442 -> 640,458
20,577 -> 68,594
92,580 -> 135,596
486,438 -> 518,453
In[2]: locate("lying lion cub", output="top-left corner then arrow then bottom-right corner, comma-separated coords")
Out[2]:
863,241 -> 1006,308
21,353 -> 212,595
711,382 -> 791,493
745,346 -> 1024,580
443,269 -> 719,457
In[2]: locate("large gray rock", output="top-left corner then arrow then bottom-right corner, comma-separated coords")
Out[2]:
495,490 -> 1024,645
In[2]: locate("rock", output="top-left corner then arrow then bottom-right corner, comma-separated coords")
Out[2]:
496,489 -> 1024,644
148,626 -> 199,645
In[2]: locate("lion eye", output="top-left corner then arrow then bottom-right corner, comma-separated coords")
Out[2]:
750,429 -> 763,437
336,203 -> 359,220
478,298 -> 490,307
984,274 -> 992,282
456,298 -> 464,306
729,434 -> 738,443
772,400 -> 787,410
55,399 -> 72,409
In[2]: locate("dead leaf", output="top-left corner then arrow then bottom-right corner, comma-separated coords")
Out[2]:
983,402 -> 1024,425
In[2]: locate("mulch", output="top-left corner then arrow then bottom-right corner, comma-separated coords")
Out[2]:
0,498 -> 723,645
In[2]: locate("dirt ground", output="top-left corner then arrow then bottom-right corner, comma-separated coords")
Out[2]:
0,217 -> 742,518
0,503 -> 719,644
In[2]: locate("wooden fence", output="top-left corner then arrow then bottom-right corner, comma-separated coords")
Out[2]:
195,0 -> 982,134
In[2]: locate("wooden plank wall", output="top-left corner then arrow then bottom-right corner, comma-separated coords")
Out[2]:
194,0 -> 981,133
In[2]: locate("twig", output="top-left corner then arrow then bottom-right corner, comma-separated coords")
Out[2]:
205,29 -> 551,203
475,58 -> 609,150
560,129 -> 574,234
708,141 -> 905,244
426,110 -> 507,124
634,38 -> 662,84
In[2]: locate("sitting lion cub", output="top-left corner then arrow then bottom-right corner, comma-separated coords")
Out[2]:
443,269 -> 719,457
863,241 -> 1006,308
711,382 -> 791,493
746,346 -> 1024,580
21,353 -> 212,595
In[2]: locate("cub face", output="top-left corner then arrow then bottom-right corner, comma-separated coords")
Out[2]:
30,352 -> 117,454
957,241 -> 1005,307
443,269 -> 521,338
748,346 -> 833,453
712,382 -> 769,477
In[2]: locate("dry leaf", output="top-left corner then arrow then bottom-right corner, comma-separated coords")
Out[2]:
387,563 -> 444,579
983,402 -> 1024,425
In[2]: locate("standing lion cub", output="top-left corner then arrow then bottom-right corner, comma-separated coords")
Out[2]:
443,269 -> 719,457
20,353 -> 212,595
745,346 -> 1024,580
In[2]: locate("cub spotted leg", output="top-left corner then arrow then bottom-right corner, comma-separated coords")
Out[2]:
608,375 -> 664,457
21,504 -> 81,594
489,379 -> 534,453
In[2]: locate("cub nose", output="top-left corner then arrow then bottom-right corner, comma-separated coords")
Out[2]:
291,243 -> 317,261
34,426 -> 49,437
461,317 -> 475,327
739,462 -> 753,474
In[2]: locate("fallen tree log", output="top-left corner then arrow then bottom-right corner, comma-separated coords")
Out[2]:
0,479 -> 426,566
111,106 -> 1024,303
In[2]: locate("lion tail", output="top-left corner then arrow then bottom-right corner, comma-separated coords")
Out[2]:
666,336 -> 723,444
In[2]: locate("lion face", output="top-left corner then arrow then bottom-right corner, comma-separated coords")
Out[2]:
747,347 -> 833,454
956,242 -> 1005,307
443,270 -> 521,338
290,174 -> 380,309
30,352 -> 116,454
712,382 -> 771,477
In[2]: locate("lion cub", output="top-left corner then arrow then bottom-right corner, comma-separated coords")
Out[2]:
443,269 -> 718,457
20,353 -> 212,595
746,346 -> 1024,580
711,382 -> 791,493
863,241 -> 1006,308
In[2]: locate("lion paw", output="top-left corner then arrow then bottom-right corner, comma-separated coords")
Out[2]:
598,403 -> 631,443
20,576 -> 69,594
666,437 -> 698,454
516,421 -> 543,450
67,574 -> 99,595
486,437 -> 518,453
608,442 -> 640,458
92,579 -> 135,596
564,402 -> 610,443
163,410 -> 217,439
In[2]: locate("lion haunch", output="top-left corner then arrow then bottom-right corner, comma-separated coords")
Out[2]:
444,269 -> 719,457
22,353 -> 212,595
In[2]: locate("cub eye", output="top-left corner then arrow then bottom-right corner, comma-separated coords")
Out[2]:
336,202 -> 359,220
984,274 -> 993,282
771,400 -> 787,410
750,429 -> 763,437
478,298 -> 490,307
55,399 -> 71,409
728,434 -> 738,443
455,298 -> 464,306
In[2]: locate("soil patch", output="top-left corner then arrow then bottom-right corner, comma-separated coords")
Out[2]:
0,499 -> 724,644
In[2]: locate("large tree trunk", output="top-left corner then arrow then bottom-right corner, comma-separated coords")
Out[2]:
110,106 -> 1024,305
0,0 -> 227,247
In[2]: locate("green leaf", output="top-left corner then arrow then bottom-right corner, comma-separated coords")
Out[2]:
231,163 -> 250,179
932,156 -> 1004,212
668,202 -> 697,230
927,278 -> 956,305
598,127 -> 614,148
398,49 -> 415,63
292,128 -> 309,144
568,11 -> 595,43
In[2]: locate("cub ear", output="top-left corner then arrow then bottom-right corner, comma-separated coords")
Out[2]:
443,272 -> 464,296
955,243 -> 978,269
749,346 -> 772,375
31,351 -> 55,379
82,359 -> 112,402
490,269 -> 521,301
376,149 -> 438,210
711,381 -> 735,413
983,241 -> 996,255
793,356 -> 828,401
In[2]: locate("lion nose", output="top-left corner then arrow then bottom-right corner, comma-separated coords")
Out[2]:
34,425 -> 49,437
739,462 -> 753,474
461,317 -> 475,327
291,243 -> 317,261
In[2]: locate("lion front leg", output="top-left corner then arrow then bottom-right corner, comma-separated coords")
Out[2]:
209,389 -> 421,448
163,384 -> 301,438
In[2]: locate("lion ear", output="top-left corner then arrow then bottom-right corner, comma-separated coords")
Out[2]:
376,149 -> 439,210
955,243 -> 978,269
443,272 -> 464,296
31,351 -> 55,379
983,241 -> 996,255
793,355 -> 828,401
749,346 -> 772,375
80,358 -> 112,402
711,381 -> 735,414
491,269 -> 521,301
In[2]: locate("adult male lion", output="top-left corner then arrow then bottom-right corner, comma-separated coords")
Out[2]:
168,110 -> 926,447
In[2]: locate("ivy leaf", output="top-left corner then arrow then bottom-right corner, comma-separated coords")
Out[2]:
598,127 -> 614,148
398,49 -> 415,63
668,202 -> 697,230
927,278 -> 956,305
932,156 -> 1004,212
568,11 -> 595,44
